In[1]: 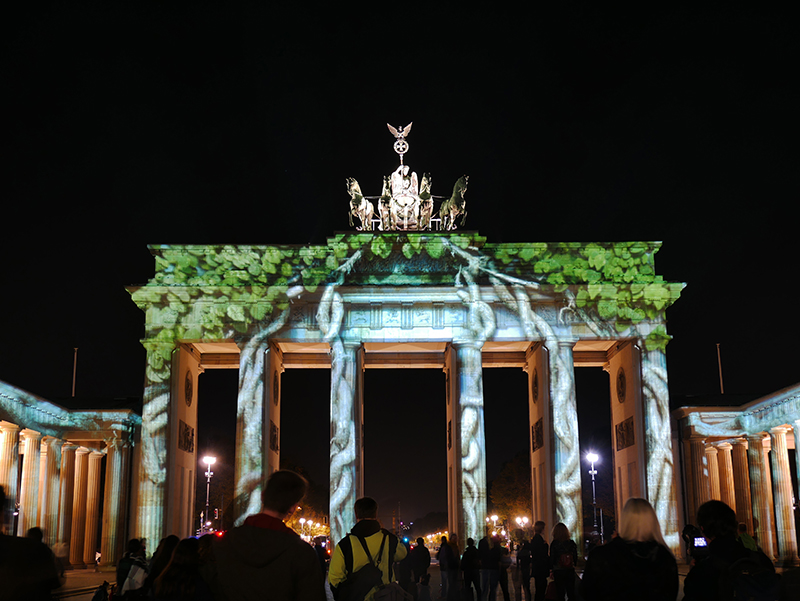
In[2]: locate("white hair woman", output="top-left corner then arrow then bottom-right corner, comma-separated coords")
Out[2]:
580,498 -> 678,601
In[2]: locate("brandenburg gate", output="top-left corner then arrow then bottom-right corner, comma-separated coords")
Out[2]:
127,125 -> 685,550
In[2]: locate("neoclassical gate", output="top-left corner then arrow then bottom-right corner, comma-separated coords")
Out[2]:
129,232 -> 684,550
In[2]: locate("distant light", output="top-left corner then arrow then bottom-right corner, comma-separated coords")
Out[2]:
586,452 -> 599,463
203,456 -> 216,466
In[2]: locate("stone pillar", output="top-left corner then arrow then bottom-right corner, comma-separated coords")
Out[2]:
731,439 -> 753,535
135,340 -> 175,548
794,420 -> 800,509
69,447 -> 90,569
717,443 -> 736,512
100,438 -> 129,569
769,426 -> 799,565
83,450 -> 104,567
640,346 -> 679,552
747,434 -> 776,561
328,340 -> 364,544
39,437 -> 62,547
18,428 -> 42,535
0,421 -> 20,532
705,446 -> 721,501
234,338 -> 267,524
550,341 -> 581,544
57,444 -> 78,569
687,438 -> 710,525
446,342 -> 488,544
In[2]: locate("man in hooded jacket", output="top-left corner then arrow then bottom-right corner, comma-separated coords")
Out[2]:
204,470 -> 326,601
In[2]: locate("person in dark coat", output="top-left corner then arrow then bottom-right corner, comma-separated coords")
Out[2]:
152,537 -> 213,601
581,498 -> 678,601
203,470 -> 325,601
411,537 -> 431,583
0,486 -> 61,601
682,500 -> 777,601
461,537 -> 481,601
529,521 -> 549,601
548,523 -> 577,601
514,534 -> 532,601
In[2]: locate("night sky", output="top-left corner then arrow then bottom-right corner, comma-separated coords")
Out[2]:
2,4 -> 794,527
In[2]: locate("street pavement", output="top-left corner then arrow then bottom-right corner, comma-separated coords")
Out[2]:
54,559 -> 694,600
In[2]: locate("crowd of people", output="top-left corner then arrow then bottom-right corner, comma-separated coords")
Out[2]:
2,474 -> 793,601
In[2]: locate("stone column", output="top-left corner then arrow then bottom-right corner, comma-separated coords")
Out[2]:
716,442 -> 736,512
69,447 -> 90,569
18,428 -> 42,535
57,444 -> 78,569
135,340 -> 175,548
747,434 -> 776,561
83,450 -> 104,567
0,421 -> 20,532
640,346 -> 679,552
100,438 -> 129,569
234,338 -> 267,524
705,445 -> 720,501
551,340 -> 582,544
686,438 -> 710,525
328,340 -> 364,544
447,342 -> 489,544
769,426 -> 799,565
731,439 -> 753,535
39,437 -> 62,547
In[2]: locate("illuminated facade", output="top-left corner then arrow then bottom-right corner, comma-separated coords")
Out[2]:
674,385 -> 800,565
0,381 -> 139,568
128,233 -> 686,550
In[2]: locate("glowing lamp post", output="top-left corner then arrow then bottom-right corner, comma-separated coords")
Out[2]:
586,452 -> 599,542
203,456 -> 216,534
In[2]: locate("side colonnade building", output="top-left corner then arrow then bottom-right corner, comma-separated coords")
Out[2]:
0,382 -> 139,569
674,384 -> 800,566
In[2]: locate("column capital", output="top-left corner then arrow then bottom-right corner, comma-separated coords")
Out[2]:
0,421 -> 20,433
770,425 -> 791,436
20,428 -> 42,441
731,438 -> 749,449
716,442 -> 733,451
705,445 -> 719,455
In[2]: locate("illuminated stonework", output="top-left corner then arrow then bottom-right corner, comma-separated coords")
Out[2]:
128,234 -> 684,549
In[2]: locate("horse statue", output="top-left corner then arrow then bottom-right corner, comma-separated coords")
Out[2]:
439,175 -> 468,230
346,178 -> 375,231
378,175 -> 392,231
418,172 -> 433,230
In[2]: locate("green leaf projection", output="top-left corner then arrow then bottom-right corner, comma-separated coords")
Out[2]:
130,233 -> 683,545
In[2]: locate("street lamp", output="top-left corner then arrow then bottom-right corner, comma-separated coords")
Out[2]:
586,452 -> 599,542
203,456 -> 216,534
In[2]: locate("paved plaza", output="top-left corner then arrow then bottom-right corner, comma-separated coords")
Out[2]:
53,559 -> 693,600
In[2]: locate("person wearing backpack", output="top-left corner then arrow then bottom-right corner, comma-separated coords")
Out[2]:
328,497 -> 408,601
548,523 -> 577,601
683,500 -> 779,601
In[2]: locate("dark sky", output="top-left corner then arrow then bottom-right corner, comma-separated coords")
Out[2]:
2,4 -> 794,525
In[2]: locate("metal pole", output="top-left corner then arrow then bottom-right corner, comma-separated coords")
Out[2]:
72,348 -> 78,397
205,467 -> 212,533
590,459 -> 598,536
716,343 -> 724,394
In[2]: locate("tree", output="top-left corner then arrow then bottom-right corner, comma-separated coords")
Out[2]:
489,451 -> 532,526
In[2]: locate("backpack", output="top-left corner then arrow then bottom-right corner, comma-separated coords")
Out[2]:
557,553 -> 573,569
373,582 -> 414,601
335,533 -> 388,601
720,551 -> 781,601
